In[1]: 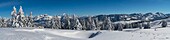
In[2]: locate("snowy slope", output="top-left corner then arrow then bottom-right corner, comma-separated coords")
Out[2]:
89,28 -> 170,40
0,28 -> 89,40
0,27 -> 170,40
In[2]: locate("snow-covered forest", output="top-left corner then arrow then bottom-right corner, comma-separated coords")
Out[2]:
0,6 -> 169,31
1,6 -> 170,40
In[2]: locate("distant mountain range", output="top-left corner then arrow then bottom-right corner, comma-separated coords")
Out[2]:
90,12 -> 169,22
34,12 -> 169,23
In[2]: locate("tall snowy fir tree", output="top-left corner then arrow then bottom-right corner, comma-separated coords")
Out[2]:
70,15 -> 76,30
86,16 -> 96,30
11,6 -> 18,28
117,23 -> 123,31
51,16 -> 56,29
102,17 -> 112,30
17,6 -> 26,28
27,12 -> 33,27
75,17 -> 83,30
56,16 -> 62,29
61,14 -> 71,29
70,14 -> 82,30
43,14 -> 53,28
51,16 -> 61,29
79,18 -> 87,30
94,18 -> 100,30
0,18 -> 3,27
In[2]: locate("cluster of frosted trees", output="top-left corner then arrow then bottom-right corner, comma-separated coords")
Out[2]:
0,6 -> 147,31
0,6 -> 117,31
57,14 -> 116,30
2,6 -> 166,31
0,6 -> 34,28
42,14 -> 117,31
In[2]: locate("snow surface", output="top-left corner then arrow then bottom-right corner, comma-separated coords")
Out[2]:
90,28 -> 170,40
0,27 -> 170,40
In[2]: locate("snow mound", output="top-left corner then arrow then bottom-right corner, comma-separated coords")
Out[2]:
0,28 -> 88,40
44,30 -> 93,39
14,28 -> 94,39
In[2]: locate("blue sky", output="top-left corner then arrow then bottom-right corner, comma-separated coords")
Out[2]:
1,0 -> 170,17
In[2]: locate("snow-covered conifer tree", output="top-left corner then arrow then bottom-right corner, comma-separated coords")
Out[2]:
0,18 -> 3,27
86,16 -> 91,30
61,13 -> 71,29
0,18 -> 7,27
56,16 -> 62,29
102,17 -> 112,30
117,23 -> 123,31
86,16 -> 96,30
91,18 -> 96,30
107,17 -> 113,31
75,18 -> 83,30
70,15 -> 76,30
79,18 -> 86,30
94,18 -> 100,30
11,6 -> 18,27
51,17 -> 56,29
17,6 -> 26,27
27,12 -> 33,27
